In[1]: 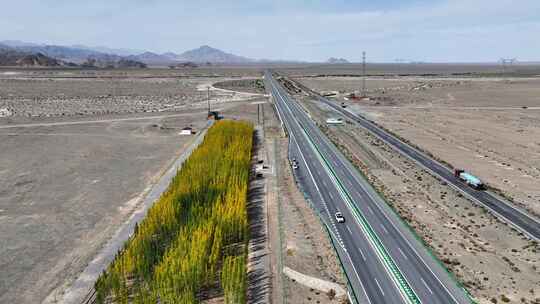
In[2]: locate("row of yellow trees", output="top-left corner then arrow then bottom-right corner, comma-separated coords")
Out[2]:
222,254 -> 247,304
95,120 -> 253,303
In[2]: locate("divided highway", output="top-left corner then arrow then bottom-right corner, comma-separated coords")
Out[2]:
265,71 -> 471,304
289,78 -> 540,242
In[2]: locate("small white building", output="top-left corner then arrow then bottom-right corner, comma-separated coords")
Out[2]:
179,127 -> 194,135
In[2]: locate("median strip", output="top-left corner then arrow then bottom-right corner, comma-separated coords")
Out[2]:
291,102 -> 421,304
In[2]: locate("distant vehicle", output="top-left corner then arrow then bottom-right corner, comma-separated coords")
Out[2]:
179,127 -> 194,135
335,212 -> 345,223
341,102 -> 347,108
326,118 -> 344,125
454,169 -> 485,190
293,163 -> 299,170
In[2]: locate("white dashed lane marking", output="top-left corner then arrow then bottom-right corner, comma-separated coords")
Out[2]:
421,278 -> 434,294
374,278 -> 385,296
398,247 -> 408,260
358,247 -> 367,261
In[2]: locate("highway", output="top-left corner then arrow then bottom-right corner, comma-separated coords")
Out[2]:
289,78 -> 540,242
264,71 -> 471,304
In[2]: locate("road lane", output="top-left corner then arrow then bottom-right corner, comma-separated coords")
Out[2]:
266,71 -> 472,304
289,78 -> 540,241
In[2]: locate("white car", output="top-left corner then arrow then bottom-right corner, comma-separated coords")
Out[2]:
335,212 -> 345,223
292,163 -> 299,170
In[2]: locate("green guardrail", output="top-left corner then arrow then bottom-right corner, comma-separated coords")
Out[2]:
321,222 -> 360,304
275,74 -> 475,304
286,79 -> 476,304
296,187 -> 361,304
296,116 -> 421,304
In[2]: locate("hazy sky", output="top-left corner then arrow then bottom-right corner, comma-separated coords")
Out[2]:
1,0 -> 539,62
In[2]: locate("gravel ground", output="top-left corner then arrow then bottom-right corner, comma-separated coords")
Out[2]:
0,77 -> 210,118
0,115 -> 206,304
213,78 -> 266,95
0,69 -> 264,304
293,77 -> 540,303
298,76 -> 540,219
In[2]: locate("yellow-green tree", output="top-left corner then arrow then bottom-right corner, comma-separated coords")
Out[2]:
95,120 -> 253,304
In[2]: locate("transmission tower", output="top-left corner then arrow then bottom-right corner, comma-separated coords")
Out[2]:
362,51 -> 366,97
207,87 -> 211,112
499,58 -> 517,73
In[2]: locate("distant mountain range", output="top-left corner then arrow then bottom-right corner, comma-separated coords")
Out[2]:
0,44 -> 68,67
0,40 -> 263,66
123,45 -> 255,64
0,40 -> 317,67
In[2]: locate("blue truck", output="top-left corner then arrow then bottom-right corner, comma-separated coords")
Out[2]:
454,169 -> 485,190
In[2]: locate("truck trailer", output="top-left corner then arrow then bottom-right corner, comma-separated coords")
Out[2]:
454,169 -> 484,190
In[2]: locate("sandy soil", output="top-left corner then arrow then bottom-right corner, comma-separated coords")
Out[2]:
213,78 -> 266,95
0,77 -> 212,118
0,69 -> 264,304
281,63 -> 540,77
292,77 -> 540,303
0,116 -> 206,304
298,76 -> 540,219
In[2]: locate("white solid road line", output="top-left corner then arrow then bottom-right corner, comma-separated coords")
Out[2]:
270,78 -> 378,304
338,96 -> 540,242
278,80 -> 413,303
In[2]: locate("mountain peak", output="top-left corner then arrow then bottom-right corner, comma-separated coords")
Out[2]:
178,45 -> 253,63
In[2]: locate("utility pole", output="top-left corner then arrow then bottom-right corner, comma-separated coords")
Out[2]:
261,103 -> 265,127
207,87 -> 210,113
362,51 -> 366,97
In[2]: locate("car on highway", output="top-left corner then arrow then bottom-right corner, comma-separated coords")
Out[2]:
291,159 -> 299,170
335,212 -> 345,223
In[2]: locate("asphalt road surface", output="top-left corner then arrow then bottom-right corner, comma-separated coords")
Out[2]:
265,71 -> 471,304
289,78 -> 540,242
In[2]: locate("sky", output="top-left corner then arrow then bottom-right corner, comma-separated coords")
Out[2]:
1,0 -> 539,62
